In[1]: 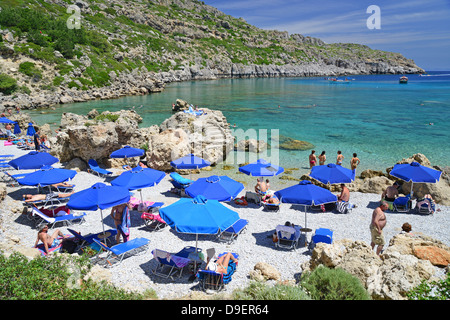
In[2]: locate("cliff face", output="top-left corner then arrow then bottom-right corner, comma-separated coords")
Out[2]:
0,0 -> 424,110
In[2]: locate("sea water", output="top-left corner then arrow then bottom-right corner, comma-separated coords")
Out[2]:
27,72 -> 450,176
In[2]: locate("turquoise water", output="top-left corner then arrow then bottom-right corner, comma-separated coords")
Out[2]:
27,72 -> 450,175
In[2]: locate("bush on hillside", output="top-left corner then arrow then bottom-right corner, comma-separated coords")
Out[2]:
0,74 -> 18,95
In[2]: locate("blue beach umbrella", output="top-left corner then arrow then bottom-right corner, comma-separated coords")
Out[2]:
110,145 -> 145,159
17,165 -> 76,190
67,182 -> 131,235
274,180 -> 338,228
26,123 -> 36,137
389,161 -> 442,197
13,122 -> 21,135
170,153 -> 211,169
159,195 -> 240,268
111,165 -> 165,202
238,158 -> 284,176
185,175 -> 244,201
0,117 -> 15,124
310,163 -> 355,185
170,153 -> 211,179
159,195 -> 240,235
8,151 -> 59,170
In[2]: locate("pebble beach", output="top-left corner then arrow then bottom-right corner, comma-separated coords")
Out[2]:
1,143 -> 449,300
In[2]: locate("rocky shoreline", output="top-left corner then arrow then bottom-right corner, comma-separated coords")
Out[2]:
0,60 -> 423,112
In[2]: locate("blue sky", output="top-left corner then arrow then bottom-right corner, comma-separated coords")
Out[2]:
203,0 -> 450,70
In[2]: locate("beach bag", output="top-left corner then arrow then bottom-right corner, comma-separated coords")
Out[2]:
60,238 -> 77,254
336,201 -> 349,214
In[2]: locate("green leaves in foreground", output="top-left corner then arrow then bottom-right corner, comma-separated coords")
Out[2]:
0,252 -> 144,300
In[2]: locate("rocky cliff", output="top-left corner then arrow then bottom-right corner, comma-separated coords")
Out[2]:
0,0 -> 424,111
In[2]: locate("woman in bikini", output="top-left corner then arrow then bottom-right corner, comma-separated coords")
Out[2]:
206,252 -> 239,274
318,151 -> 326,165
350,153 -> 361,171
309,150 -> 317,169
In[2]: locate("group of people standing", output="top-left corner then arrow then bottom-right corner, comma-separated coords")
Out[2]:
309,150 -> 360,171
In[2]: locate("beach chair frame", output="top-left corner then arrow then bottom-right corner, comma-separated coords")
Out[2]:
217,219 -> 248,244
393,194 -> 412,213
274,225 -> 301,251
92,238 -> 150,267
30,206 -> 86,229
87,159 -> 112,177
151,249 -> 191,280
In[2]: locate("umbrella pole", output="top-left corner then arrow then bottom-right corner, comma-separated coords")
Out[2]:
194,234 -> 199,272
304,205 -> 307,229
100,209 -> 106,238
139,189 -> 143,205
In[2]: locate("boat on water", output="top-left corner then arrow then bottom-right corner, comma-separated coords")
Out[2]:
326,77 -> 351,84
399,76 -> 408,84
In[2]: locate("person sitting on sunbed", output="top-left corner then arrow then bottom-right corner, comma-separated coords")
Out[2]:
34,224 -> 69,254
206,252 -> 238,274
23,191 -> 74,202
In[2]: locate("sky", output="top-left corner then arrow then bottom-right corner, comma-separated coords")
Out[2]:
203,0 -> 450,70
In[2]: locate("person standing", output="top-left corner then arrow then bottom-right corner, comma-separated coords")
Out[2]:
33,129 -> 41,151
318,151 -> 326,165
370,202 -> 389,255
336,150 -> 344,166
309,150 -> 317,169
350,153 -> 361,171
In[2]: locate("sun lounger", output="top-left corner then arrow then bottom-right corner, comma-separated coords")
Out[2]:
415,198 -> 435,215
92,237 -> 150,267
30,206 -> 86,229
141,206 -> 166,231
24,194 -> 72,208
274,225 -> 301,251
393,194 -> 412,213
87,159 -> 112,177
151,248 -> 192,280
169,172 -> 193,189
68,228 -> 118,249
217,219 -> 248,243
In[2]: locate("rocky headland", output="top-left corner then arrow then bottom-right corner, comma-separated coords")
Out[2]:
0,0 -> 424,112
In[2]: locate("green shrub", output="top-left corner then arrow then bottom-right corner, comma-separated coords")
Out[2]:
300,266 -> 371,300
95,114 -> 120,122
18,61 -> 42,80
0,74 -> 18,95
233,281 -> 311,300
0,252 -> 143,300
407,273 -> 450,300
